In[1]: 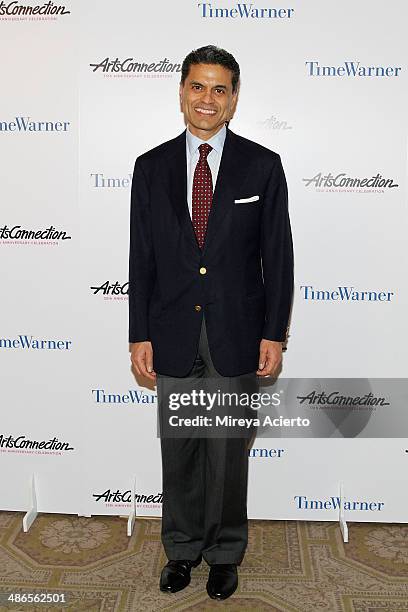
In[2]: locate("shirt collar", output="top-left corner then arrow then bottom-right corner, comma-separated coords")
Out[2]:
186,123 -> 227,157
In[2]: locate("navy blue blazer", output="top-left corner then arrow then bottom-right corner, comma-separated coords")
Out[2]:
128,127 -> 294,376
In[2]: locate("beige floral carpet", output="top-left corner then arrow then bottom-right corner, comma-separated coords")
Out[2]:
0,511 -> 407,611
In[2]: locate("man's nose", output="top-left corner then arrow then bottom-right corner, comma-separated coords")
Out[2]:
201,89 -> 214,104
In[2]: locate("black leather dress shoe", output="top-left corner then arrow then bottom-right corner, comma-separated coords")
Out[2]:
159,555 -> 202,593
206,564 -> 238,600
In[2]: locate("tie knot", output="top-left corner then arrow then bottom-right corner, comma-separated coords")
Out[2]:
199,143 -> 212,159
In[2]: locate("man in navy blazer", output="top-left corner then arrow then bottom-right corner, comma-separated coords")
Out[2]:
129,45 -> 294,600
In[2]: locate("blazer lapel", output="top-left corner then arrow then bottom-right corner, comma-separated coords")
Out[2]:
202,128 -> 247,254
167,130 -> 200,250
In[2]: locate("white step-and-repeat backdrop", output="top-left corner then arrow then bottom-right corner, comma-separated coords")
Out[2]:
1,0 -> 407,523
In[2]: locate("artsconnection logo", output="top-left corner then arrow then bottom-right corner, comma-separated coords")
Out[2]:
0,433 -> 74,455
297,389 -> 390,408
0,116 -> 70,132
300,285 -> 394,303
302,172 -> 398,193
90,281 -> 128,300
92,489 -> 163,508
294,495 -> 385,511
92,389 -> 157,404
305,61 -> 402,78
198,3 -> 294,19
258,114 -> 293,130
0,1 -> 70,20
0,334 -> 72,350
89,57 -> 181,79
0,224 -> 72,245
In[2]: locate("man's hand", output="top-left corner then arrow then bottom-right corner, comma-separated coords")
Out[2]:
130,341 -> 156,380
256,339 -> 283,377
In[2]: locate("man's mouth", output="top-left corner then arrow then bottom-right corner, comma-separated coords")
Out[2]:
195,107 -> 217,116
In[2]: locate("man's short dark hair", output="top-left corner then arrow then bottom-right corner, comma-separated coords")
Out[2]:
181,45 -> 240,93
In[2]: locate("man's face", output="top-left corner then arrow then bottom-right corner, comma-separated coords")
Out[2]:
179,63 -> 238,140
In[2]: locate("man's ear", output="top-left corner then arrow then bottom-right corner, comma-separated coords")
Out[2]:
230,86 -> 240,119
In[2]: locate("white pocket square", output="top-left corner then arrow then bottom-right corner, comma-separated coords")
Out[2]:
234,195 -> 260,203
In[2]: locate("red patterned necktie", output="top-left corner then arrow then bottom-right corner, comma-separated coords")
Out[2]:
192,143 -> 213,249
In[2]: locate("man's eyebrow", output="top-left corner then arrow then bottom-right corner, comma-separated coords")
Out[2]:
189,81 -> 228,90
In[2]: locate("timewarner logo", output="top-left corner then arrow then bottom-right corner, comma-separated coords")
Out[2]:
0,117 -> 70,132
198,3 -> 294,19
300,285 -> 394,302
294,495 -> 384,511
305,61 -> 401,78
0,334 -> 72,350
91,173 -> 132,188
92,389 -> 156,404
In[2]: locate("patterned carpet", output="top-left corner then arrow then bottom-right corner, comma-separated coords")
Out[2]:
0,511 -> 407,611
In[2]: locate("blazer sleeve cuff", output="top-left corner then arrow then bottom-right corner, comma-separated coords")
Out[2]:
262,321 -> 289,343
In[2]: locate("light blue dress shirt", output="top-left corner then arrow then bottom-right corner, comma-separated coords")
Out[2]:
186,124 -> 227,219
